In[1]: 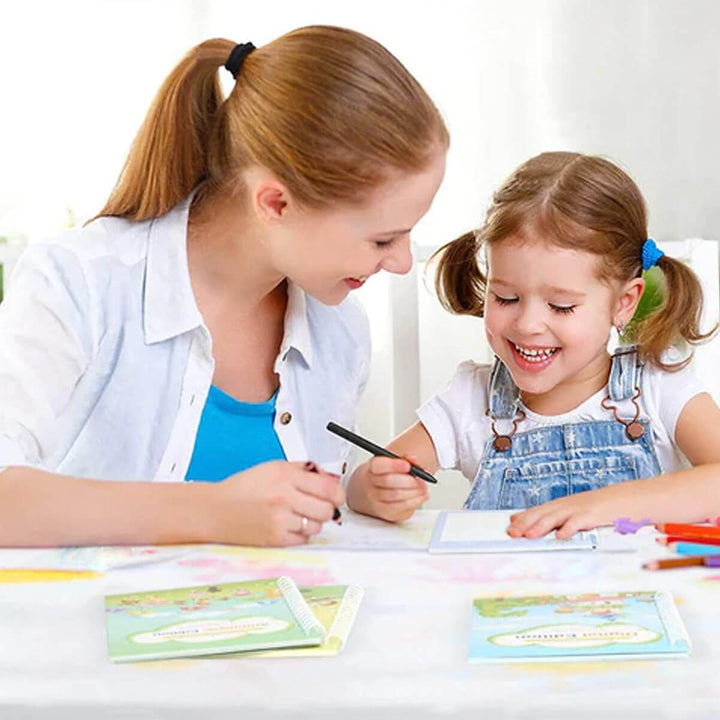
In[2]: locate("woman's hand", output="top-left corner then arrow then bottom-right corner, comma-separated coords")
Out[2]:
208,460 -> 345,546
346,454 -> 429,523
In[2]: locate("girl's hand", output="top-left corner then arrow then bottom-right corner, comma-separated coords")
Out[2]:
208,460 -> 345,546
506,482 -> 647,539
346,454 -> 429,523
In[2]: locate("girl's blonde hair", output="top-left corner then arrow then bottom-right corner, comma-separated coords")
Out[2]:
433,151 -> 713,370
97,26 -> 448,220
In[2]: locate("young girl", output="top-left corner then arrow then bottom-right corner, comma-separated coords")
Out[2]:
0,27 -> 448,547
347,151 -> 720,523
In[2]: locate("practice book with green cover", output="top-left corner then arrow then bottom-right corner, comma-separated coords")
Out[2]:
105,576 -> 324,663
469,591 -> 690,663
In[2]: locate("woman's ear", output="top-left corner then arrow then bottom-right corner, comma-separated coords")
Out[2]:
614,277 -> 645,326
244,167 -> 293,225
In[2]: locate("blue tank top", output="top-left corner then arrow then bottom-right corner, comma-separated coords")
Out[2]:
185,385 -> 286,482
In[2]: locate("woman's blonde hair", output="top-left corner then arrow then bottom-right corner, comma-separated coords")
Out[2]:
97,26 -> 448,220
433,151 -> 713,370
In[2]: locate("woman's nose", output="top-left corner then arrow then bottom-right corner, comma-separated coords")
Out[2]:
381,236 -> 413,276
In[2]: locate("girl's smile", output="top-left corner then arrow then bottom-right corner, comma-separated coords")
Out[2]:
509,341 -> 560,372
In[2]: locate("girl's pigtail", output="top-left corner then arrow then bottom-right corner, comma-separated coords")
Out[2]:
97,38 -> 235,221
431,231 -> 486,317
635,254 -> 717,370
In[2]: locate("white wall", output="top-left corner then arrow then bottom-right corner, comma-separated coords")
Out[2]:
1,1 -> 719,508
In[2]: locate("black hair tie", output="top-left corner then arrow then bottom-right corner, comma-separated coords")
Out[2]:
225,42 -> 256,79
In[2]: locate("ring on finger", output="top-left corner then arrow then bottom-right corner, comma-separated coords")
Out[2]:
300,516 -> 309,535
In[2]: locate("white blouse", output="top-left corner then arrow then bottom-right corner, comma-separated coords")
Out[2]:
0,195 -> 370,481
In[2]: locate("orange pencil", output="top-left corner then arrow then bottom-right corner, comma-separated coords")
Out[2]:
643,555 -> 720,570
655,523 -> 720,539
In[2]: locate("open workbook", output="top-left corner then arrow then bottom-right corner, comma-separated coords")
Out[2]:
429,510 -> 598,553
468,590 -> 690,663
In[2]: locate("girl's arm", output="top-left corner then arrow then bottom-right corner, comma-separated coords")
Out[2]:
0,461 -> 345,547
508,391 -> 720,538
507,464 -> 720,539
346,421 -> 438,522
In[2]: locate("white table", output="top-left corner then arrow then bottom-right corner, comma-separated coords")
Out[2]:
1,510 -> 719,719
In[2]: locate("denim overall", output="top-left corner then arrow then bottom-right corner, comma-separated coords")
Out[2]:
464,348 -> 663,510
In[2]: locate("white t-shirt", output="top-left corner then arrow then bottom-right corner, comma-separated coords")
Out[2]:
418,357 -> 707,483
0,195 -> 370,481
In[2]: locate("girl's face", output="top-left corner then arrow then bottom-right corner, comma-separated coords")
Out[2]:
268,150 -> 446,305
484,234 -> 642,412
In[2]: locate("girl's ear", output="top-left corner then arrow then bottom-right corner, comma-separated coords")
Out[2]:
614,277 -> 645,326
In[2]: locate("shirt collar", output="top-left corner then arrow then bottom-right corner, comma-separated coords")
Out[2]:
143,194 -> 315,365
279,281 -> 314,368
143,195 -> 204,344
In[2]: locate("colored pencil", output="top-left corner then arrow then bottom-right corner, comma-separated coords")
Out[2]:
326,421 -> 438,484
0,569 -> 104,583
655,523 -> 720,538
642,555 -> 720,570
657,535 -> 720,547
668,542 -> 720,556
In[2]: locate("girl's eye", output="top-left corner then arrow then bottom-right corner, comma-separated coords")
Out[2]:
493,294 -> 518,306
550,304 -> 576,314
374,238 -> 396,249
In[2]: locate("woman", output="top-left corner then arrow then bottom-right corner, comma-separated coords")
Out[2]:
0,26 -> 448,547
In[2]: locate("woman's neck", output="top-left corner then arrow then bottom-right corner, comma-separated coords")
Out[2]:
520,352 -> 612,416
186,188 -> 285,310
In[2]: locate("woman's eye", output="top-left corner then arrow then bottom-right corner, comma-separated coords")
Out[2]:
550,304 -> 576,314
374,238 -> 396,249
493,295 -> 518,306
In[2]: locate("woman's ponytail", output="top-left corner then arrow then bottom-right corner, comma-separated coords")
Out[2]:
97,38 -> 235,221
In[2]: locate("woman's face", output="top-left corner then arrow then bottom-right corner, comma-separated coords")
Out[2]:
272,149 -> 446,305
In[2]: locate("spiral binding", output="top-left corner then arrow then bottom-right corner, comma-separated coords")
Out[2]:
277,576 -> 326,639
653,590 -> 691,651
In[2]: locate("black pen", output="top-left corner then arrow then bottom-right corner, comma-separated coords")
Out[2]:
326,422 -> 438,484
305,461 -> 342,524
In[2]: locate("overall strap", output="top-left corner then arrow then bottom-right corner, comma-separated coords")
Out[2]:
607,346 -> 644,401
487,358 -> 520,419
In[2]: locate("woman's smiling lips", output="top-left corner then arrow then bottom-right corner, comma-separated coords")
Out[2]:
344,275 -> 368,289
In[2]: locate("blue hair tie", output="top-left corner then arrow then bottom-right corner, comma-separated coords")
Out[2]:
641,238 -> 664,271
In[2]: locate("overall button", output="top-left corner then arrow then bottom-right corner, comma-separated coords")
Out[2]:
342,461 -> 348,474
280,412 -> 292,425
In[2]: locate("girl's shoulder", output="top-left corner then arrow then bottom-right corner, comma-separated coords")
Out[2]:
433,359 -> 494,411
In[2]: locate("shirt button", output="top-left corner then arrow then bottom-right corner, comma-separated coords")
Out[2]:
280,412 -> 292,425
342,462 -> 348,474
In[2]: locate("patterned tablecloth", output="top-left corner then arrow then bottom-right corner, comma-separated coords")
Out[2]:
0,510 -> 718,719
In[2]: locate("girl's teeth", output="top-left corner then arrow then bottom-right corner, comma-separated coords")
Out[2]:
513,343 -> 557,362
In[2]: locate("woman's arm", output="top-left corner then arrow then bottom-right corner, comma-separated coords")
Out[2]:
0,461 -> 344,547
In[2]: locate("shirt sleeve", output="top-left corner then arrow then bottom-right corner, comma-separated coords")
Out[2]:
417,360 -> 489,471
643,353 -> 708,443
0,243 -> 94,470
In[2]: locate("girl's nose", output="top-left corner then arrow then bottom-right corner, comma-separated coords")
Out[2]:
381,236 -> 413,276
513,302 -> 547,335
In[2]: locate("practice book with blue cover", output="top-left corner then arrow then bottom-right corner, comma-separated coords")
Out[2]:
105,576 -> 325,663
468,591 -> 690,663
